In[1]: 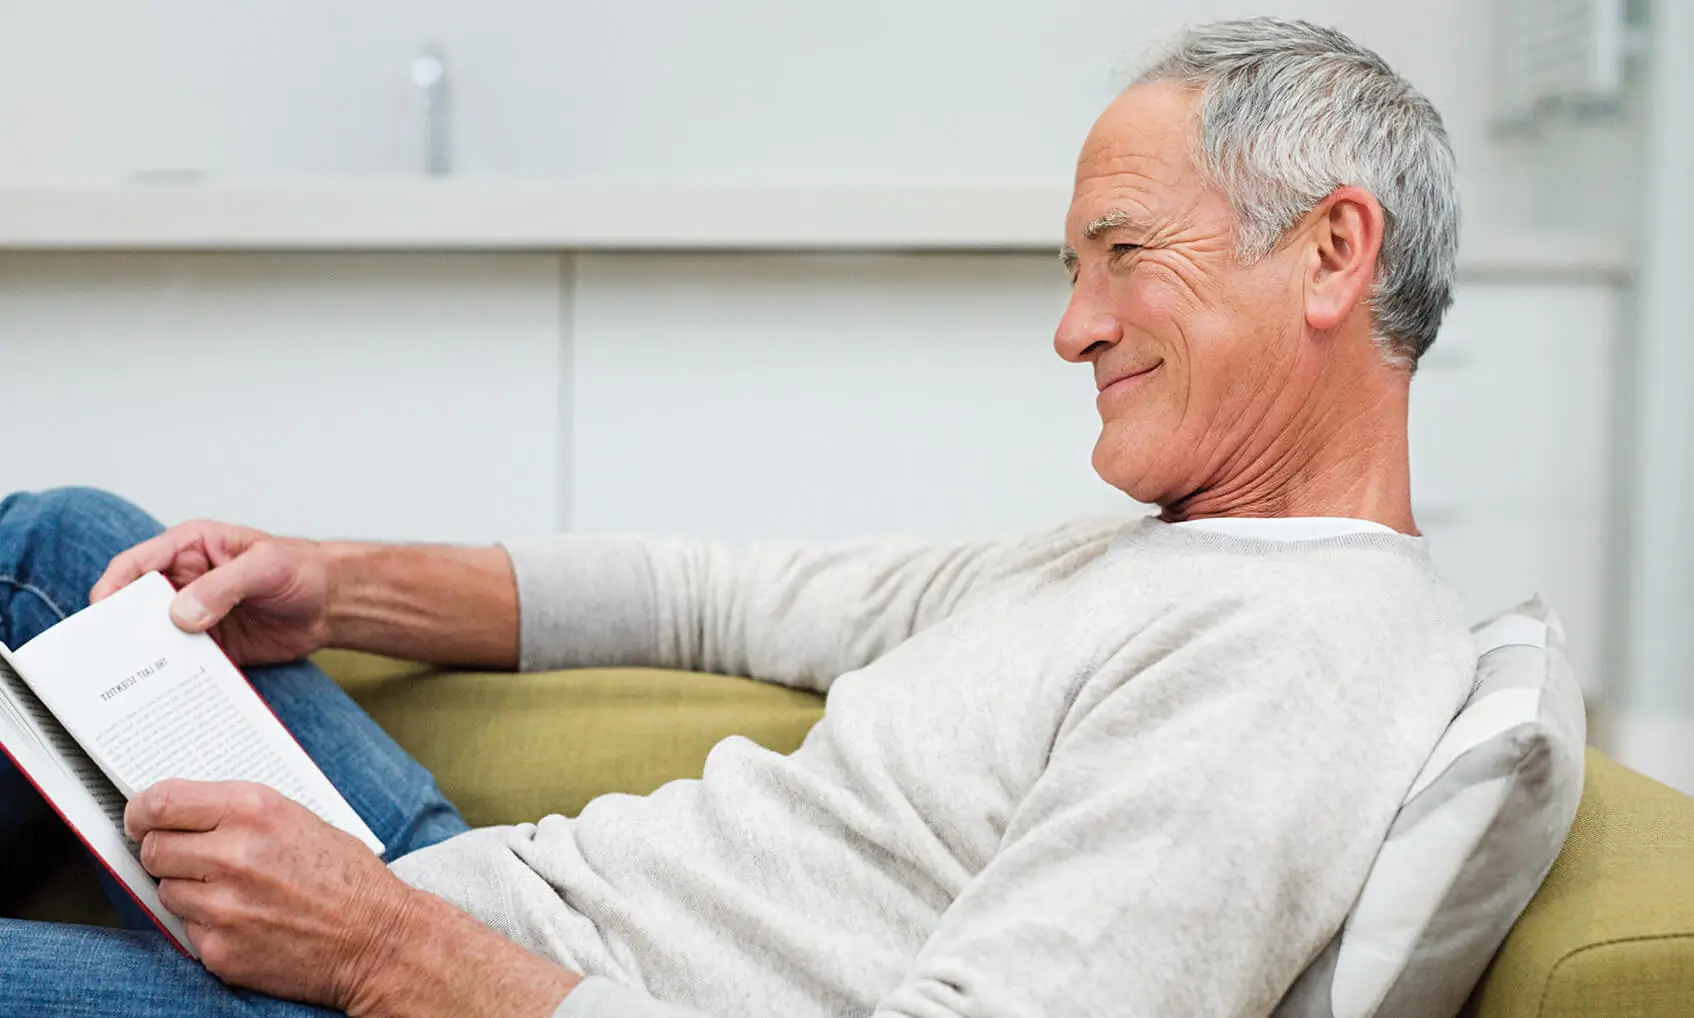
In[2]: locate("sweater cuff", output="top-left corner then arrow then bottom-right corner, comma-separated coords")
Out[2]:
499,535 -> 659,672
553,976 -> 714,1017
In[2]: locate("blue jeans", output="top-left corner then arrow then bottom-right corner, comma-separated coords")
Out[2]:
0,489 -> 472,1016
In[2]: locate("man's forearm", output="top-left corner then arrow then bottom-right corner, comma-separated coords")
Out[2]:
323,542 -> 520,669
346,885 -> 580,1018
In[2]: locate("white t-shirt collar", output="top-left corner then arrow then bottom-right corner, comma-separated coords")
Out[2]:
1171,516 -> 1400,542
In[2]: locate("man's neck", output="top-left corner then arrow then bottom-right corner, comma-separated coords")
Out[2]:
1161,359 -> 1419,535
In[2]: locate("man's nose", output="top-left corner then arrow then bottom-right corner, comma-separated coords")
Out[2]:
1053,294 -> 1123,364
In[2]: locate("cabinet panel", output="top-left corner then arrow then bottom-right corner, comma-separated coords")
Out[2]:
571,253 -> 1136,543
0,253 -> 565,543
1410,282 -> 1618,511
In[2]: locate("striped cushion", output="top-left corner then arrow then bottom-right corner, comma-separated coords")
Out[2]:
1274,596 -> 1587,1018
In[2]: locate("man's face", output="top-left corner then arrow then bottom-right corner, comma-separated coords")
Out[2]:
1057,82 -> 1309,506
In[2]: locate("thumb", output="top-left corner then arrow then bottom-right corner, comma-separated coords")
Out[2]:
170,545 -> 286,633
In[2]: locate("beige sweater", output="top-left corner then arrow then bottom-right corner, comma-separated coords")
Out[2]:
389,517 -> 1474,1017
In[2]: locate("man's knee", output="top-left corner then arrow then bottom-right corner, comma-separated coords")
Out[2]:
0,487 -> 165,593
0,487 -> 163,543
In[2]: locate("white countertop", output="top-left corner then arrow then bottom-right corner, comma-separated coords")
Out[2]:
0,179 -> 1631,280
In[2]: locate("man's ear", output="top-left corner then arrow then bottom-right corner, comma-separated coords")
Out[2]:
1303,185 -> 1385,333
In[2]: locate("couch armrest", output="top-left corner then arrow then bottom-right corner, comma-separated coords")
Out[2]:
1467,749 -> 1694,1018
314,650 -> 827,827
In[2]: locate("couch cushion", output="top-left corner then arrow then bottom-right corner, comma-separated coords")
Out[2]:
1276,597 -> 1587,1018
317,649 -> 827,827
1465,749 -> 1694,1018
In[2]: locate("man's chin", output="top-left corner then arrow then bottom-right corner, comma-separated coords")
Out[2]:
1091,441 -> 1167,507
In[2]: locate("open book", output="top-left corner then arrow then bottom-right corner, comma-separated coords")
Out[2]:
0,571 -> 382,957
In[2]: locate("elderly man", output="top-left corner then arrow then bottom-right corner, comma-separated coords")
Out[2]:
0,17 -> 1473,1018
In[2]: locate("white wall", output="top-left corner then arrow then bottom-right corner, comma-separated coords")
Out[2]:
0,0 -> 1534,232
1410,282 -> 1620,696
1611,0 -> 1694,792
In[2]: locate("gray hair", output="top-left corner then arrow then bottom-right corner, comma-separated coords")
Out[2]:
1136,18 -> 1460,368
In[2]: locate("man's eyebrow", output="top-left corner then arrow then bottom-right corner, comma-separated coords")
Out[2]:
1060,209 -> 1148,272
1083,209 -> 1149,240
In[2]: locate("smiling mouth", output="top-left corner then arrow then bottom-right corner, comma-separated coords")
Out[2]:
1096,361 -> 1162,395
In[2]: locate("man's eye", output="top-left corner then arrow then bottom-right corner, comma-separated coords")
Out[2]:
1111,243 -> 1142,256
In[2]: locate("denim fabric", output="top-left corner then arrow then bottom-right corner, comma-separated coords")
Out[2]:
0,488 -> 472,1016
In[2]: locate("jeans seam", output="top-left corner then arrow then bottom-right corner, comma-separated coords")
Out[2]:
0,573 -> 71,626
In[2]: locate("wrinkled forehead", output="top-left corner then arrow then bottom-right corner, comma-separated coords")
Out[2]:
1066,82 -> 1207,238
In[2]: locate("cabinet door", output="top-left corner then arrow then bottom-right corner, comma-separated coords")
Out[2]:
1410,281 -> 1620,692
0,252 -> 566,543
570,252 -> 1135,544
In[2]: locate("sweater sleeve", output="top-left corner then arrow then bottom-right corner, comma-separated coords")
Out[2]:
500,518 -> 1125,691
553,976 -> 714,1018
865,597 -> 1455,1017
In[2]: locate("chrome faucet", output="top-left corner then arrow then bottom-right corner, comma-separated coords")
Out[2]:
411,44 -> 451,176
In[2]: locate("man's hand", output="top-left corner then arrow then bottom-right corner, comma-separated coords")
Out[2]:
126,779 -> 580,1017
92,521 -> 334,666
127,779 -> 414,1009
92,522 -> 523,670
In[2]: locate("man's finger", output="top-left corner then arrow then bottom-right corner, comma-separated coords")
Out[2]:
139,829 -> 226,880
91,530 -> 198,603
125,779 -> 270,839
170,543 -> 292,633
158,878 -> 217,924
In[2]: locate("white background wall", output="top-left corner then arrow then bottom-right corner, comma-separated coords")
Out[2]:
0,0 -> 1536,232
1610,0 -> 1694,791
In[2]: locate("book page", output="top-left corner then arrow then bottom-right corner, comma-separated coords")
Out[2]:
0,648 -> 127,831
14,573 -> 382,855
0,647 -> 195,955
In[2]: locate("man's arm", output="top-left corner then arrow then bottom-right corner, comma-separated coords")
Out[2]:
96,515 -> 1126,683
347,886 -> 580,1017
127,778 -> 580,1017
92,522 -> 523,670
328,518 -> 1120,685
323,542 -> 519,669
127,777 -> 714,1018
504,517 -> 1125,691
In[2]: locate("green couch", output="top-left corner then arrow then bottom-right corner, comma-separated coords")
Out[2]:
18,652 -> 1694,1016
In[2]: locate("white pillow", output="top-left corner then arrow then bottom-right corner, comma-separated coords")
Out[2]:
1273,596 -> 1586,1018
